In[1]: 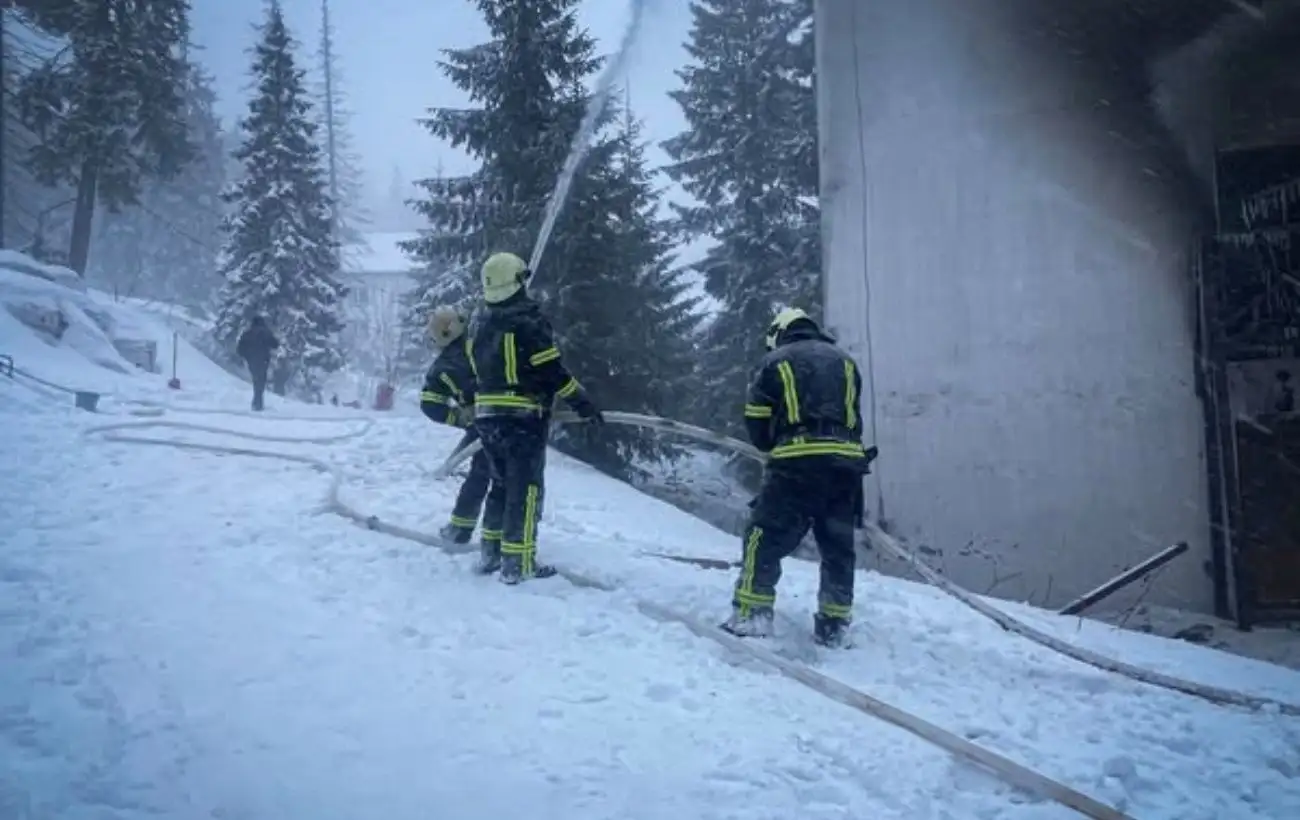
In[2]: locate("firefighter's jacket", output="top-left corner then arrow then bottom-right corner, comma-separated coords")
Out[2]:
420,335 -> 476,428
469,293 -> 597,419
743,326 -> 874,469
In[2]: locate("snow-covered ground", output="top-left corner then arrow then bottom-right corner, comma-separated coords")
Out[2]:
0,262 -> 251,408
4,255 -> 1300,819
1091,605 -> 1300,672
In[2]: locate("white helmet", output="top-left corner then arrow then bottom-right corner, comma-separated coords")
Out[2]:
481,252 -> 530,304
427,306 -> 467,348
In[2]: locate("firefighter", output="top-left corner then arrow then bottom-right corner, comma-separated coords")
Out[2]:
723,307 -> 879,647
419,306 -> 495,548
468,251 -> 604,583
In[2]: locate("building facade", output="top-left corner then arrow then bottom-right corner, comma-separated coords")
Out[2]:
813,0 -> 1276,614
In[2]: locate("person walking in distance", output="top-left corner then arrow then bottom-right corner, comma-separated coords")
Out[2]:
469,251 -> 604,583
236,315 -> 278,412
419,306 -> 494,548
723,307 -> 878,647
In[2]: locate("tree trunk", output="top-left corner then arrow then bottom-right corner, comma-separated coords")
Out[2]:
68,158 -> 100,276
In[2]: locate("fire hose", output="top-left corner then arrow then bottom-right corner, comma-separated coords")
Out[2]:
435,409 -> 1300,719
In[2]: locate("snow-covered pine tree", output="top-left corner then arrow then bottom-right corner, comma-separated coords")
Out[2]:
315,0 -> 369,263
397,159 -> 468,378
544,103 -> 702,476
212,0 -> 347,399
399,0 -> 595,383
8,1 -> 77,34
663,0 -> 820,433
14,0 -> 193,274
90,60 -> 227,311
407,0 -> 703,476
402,0 -> 601,302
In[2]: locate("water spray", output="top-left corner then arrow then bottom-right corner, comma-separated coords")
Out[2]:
528,0 -> 651,279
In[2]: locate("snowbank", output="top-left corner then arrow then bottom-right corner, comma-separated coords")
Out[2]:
0,249 -> 86,292
0,251 -> 252,407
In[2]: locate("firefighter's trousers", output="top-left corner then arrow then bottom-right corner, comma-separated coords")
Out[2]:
447,429 -> 492,534
477,417 -> 549,573
734,459 -> 861,622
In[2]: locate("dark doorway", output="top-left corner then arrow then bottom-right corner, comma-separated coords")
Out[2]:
1202,143 -> 1300,627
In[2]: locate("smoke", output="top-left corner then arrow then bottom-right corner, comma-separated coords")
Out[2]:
528,0 -> 653,278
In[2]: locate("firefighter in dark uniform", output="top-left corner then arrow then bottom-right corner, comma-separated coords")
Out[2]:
723,307 -> 879,647
469,251 -> 604,583
419,306 -> 495,548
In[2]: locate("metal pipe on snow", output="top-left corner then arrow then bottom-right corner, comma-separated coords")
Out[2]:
1057,542 -> 1191,617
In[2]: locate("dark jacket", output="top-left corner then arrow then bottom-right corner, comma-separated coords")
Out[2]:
236,318 -> 278,368
420,335 -> 476,429
468,292 -> 597,419
743,324 -> 873,470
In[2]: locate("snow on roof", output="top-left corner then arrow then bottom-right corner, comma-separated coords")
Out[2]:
344,232 -> 423,275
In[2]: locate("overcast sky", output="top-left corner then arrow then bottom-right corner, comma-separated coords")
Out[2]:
189,0 -> 693,220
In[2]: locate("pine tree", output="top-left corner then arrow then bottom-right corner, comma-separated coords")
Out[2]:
90,59 -> 227,310
406,0 -> 699,477
543,128 -> 706,476
663,0 -> 820,433
314,0 -> 369,263
399,0 -> 597,376
546,106 -> 702,475
212,0 -> 347,398
397,160 -> 469,377
402,0 -> 601,291
7,1 -> 78,38
14,0 -> 193,274
2,12 -> 73,253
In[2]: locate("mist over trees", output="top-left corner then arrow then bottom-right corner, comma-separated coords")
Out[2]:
4,0 -> 820,475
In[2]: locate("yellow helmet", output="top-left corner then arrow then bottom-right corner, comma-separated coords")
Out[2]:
765,306 -> 814,350
427,306 -> 467,348
481,252 -> 530,304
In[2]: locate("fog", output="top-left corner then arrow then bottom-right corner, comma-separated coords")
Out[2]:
190,0 -> 693,230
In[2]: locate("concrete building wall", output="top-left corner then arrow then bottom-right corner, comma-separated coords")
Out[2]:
816,0 -> 1214,611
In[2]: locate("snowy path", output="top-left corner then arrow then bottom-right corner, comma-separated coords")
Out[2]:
4,406 -> 1083,820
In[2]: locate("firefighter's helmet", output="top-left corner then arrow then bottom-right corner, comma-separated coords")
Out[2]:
765,306 -> 817,350
427,306 -> 467,348
481,252 -> 530,304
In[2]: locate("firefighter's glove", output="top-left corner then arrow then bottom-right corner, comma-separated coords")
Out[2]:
575,397 -> 605,426
862,445 -> 879,475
